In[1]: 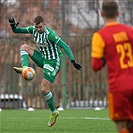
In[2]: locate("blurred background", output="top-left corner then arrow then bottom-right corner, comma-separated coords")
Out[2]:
0,0 -> 133,110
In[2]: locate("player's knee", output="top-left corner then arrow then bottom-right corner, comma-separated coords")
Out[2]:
20,44 -> 34,56
20,44 -> 29,51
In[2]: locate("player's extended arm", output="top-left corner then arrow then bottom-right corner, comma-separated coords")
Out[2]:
12,27 -> 29,33
8,18 -> 29,33
57,39 -> 82,70
57,39 -> 74,60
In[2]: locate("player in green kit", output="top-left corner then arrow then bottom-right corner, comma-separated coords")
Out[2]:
8,16 -> 82,127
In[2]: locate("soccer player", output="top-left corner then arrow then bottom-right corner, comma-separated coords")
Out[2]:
91,0 -> 133,133
8,16 -> 82,127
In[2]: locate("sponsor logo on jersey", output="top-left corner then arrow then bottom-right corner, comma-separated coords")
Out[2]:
38,42 -> 48,47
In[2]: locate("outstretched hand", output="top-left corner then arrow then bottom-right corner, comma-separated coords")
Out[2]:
8,18 -> 19,29
71,60 -> 82,70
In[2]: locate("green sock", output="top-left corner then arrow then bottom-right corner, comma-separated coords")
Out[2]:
20,50 -> 29,67
43,92 -> 56,112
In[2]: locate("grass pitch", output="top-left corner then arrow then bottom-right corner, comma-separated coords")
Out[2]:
0,109 -> 117,133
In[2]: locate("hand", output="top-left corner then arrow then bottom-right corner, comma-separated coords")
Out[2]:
71,60 -> 82,70
8,18 -> 19,28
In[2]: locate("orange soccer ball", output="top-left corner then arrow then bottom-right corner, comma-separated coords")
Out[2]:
22,67 -> 36,81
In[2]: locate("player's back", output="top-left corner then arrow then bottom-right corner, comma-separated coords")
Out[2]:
98,23 -> 133,92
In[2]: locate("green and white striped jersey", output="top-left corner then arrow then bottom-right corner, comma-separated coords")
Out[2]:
26,26 -> 62,60
12,25 -> 75,61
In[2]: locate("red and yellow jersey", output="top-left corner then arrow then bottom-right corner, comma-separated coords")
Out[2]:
91,22 -> 133,92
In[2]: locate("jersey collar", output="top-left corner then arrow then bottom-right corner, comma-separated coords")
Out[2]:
105,22 -> 119,27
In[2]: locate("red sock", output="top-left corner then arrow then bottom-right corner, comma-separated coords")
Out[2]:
119,130 -> 129,133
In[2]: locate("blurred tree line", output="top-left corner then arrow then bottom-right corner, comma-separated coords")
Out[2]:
1,0 -> 133,37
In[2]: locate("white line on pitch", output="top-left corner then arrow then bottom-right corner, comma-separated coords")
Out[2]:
11,117 -> 109,120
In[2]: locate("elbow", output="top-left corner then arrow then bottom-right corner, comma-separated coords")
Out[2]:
92,63 -> 102,71
91,58 -> 104,71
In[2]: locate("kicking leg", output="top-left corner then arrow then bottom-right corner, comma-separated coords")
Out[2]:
14,44 -> 34,73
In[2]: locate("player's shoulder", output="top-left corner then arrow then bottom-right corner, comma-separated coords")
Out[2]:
26,26 -> 34,34
45,27 -> 54,33
26,25 -> 34,30
45,26 -> 57,36
113,23 -> 133,32
118,23 -> 132,28
121,24 -> 133,30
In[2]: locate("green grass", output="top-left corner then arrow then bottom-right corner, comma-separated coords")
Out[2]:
0,109 -> 117,133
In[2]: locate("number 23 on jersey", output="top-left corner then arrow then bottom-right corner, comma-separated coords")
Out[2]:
116,43 -> 133,69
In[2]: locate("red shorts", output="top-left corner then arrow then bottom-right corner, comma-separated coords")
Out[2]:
108,90 -> 133,121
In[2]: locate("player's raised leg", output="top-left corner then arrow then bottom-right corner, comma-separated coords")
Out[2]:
14,44 -> 34,73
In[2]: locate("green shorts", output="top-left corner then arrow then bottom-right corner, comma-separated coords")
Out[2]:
31,50 -> 61,83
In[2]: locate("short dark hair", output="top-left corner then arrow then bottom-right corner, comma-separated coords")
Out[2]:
102,0 -> 119,18
34,16 -> 44,24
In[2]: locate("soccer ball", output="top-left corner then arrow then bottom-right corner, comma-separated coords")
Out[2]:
22,67 -> 36,81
